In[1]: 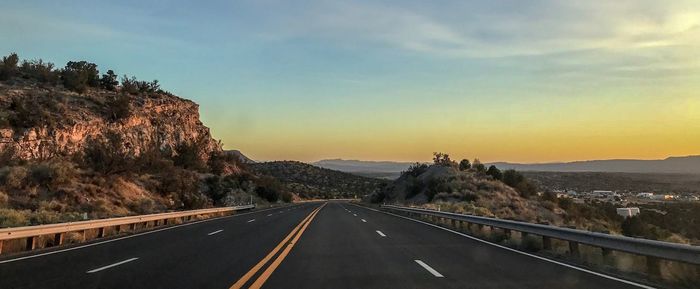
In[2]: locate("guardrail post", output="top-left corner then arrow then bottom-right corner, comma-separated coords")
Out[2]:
54,233 -> 64,246
646,257 -> 661,278
115,225 -> 121,234
97,227 -> 105,238
80,230 -> 86,242
601,248 -> 613,265
503,229 -> 511,238
450,219 -> 456,228
163,219 -> 169,225
0,240 -> 4,254
568,241 -> 580,258
542,236 -> 552,250
130,223 -> 136,231
26,236 -> 36,251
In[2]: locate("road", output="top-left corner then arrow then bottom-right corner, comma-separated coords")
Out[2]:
0,201 -> 651,289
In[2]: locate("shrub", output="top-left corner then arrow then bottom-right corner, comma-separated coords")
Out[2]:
105,94 -> 132,121
486,165 -> 502,180
521,235 -> 542,252
0,191 -> 8,207
405,163 -> 428,177
127,199 -> 156,214
29,161 -> 76,188
172,138 -> 209,171
0,166 -> 29,189
459,159 -> 471,171
19,59 -> 58,83
0,52 -> 19,80
61,61 -> 99,93
8,97 -> 43,128
0,208 -> 29,227
100,70 -> 119,90
473,159 -> 486,173
120,75 -> 139,94
81,132 -> 131,174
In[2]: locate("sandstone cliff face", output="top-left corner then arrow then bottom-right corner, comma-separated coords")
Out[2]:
0,80 -> 221,160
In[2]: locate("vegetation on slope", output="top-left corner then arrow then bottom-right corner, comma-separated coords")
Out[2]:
250,161 -> 386,199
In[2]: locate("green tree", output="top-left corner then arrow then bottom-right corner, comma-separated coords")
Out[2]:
105,94 -> 132,121
473,158 -> 486,173
458,159 -> 471,171
486,165 -> 502,180
100,70 -> 119,90
62,61 -> 99,92
0,53 -> 19,80
19,59 -> 58,83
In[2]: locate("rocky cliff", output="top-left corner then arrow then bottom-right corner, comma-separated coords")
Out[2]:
0,78 -> 221,160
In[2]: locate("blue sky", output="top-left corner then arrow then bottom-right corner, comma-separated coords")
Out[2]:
2,1 -> 700,162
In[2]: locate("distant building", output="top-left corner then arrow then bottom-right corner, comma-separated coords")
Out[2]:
616,207 -> 640,218
651,194 -> 674,200
637,192 -> 654,198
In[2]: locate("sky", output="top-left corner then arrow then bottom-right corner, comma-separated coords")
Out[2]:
2,0 -> 700,163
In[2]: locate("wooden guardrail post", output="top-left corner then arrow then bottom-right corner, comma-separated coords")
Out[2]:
26,236 -> 36,250
97,227 -> 105,238
646,256 -> 661,278
568,241 -> 580,258
542,236 -> 552,250
0,240 -> 4,254
130,223 -> 136,231
54,233 -> 64,246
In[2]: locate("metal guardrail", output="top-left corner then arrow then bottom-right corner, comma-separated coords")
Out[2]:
381,205 -> 700,269
0,204 -> 255,254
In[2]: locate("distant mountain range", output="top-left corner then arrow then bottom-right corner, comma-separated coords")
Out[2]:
314,156 -> 700,176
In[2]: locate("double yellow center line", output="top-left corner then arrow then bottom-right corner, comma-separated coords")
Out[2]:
230,203 -> 326,289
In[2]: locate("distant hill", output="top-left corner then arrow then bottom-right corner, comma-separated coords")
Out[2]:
313,159 -> 419,179
250,161 -> 387,199
489,156 -> 700,174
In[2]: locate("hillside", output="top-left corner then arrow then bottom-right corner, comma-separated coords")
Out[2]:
0,53 -> 285,227
490,156 -> 700,174
250,161 -> 386,199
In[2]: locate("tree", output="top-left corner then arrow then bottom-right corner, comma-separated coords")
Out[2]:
0,53 -> 19,80
486,165 -> 502,180
433,152 -> 454,167
62,61 -> 99,92
20,59 -> 58,83
621,216 -> 646,238
100,70 -> 119,90
473,158 -> 486,173
458,159 -> 471,171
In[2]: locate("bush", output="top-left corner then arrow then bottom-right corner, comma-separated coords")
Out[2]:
0,208 -> 29,227
459,159 -> 471,171
473,159 -> 486,173
0,166 -> 29,189
120,75 -> 139,94
127,199 -> 156,214
486,165 -> 502,180
81,132 -> 131,174
172,138 -> 209,171
105,94 -> 132,121
433,152 -> 455,167
8,97 -> 43,128
19,59 -> 58,83
0,52 -> 19,80
61,61 -> 99,93
29,161 -> 76,188
0,191 -> 8,207
405,163 -> 428,177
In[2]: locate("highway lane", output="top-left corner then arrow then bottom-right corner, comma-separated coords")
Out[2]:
263,202 -> 649,289
0,201 -> 652,289
0,203 -> 321,289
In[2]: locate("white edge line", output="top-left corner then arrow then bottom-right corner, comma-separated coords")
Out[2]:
207,229 -> 224,236
0,205 -> 298,264
415,260 -> 444,277
376,230 -> 387,237
350,204 -> 656,289
86,257 -> 139,273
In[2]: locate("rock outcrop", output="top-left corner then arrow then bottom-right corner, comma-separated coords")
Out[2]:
0,79 -> 221,160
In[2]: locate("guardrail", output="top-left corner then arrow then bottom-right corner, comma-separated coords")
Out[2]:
381,205 -> 700,276
0,204 -> 255,255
